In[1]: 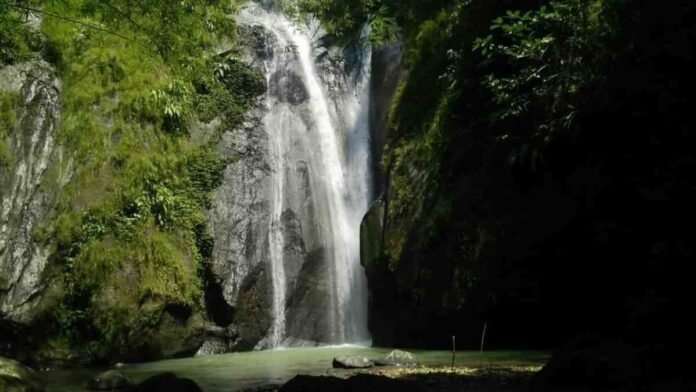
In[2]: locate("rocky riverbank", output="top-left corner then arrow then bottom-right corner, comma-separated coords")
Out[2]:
302,366 -> 543,392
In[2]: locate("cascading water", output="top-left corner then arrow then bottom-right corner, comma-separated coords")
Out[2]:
238,4 -> 373,348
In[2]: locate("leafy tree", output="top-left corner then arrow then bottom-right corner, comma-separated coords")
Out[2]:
79,0 -> 236,63
281,0 -> 398,57
0,0 -> 44,64
474,0 -> 619,167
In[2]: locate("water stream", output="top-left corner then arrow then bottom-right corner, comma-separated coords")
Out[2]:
44,348 -> 549,392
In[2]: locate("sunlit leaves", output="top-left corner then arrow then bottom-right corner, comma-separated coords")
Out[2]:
367,4 -> 398,44
292,0 -> 400,46
151,79 -> 192,135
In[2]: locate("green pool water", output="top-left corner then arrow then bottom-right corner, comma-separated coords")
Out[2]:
44,347 -> 549,391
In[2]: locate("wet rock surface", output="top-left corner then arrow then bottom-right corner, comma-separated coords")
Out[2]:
269,71 -> 308,104
196,324 -> 242,356
374,350 -> 419,367
332,356 -> 374,369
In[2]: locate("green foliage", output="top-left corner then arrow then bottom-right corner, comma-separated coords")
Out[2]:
366,5 -> 399,44
0,91 -> 18,166
187,149 -> 227,200
0,1 -> 42,65
474,0 -> 611,165
379,8 -> 471,260
292,0 -> 468,48
286,0 -> 398,54
53,147 -> 221,360
377,0 -> 625,265
0,90 -> 18,132
0,139 -> 9,167
79,0 -> 237,63
151,79 -> 193,135
2,0 -> 260,361
57,228 -> 200,361
194,57 -> 266,126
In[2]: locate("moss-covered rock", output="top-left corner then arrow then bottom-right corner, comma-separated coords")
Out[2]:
360,199 -> 386,269
0,357 -> 45,392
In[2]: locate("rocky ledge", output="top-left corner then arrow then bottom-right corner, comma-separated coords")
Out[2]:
280,367 -> 540,392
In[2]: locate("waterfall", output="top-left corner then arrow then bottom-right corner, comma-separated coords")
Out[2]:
238,4 -> 373,348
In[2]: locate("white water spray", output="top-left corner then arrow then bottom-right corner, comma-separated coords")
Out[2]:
240,4 -> 373,348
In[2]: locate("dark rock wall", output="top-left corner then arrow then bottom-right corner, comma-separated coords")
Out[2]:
369,43 -> 403,195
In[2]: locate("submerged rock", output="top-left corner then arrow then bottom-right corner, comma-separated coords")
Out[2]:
0,357 -> 45,392
132,372 -> 203,392
332,356 -> 374,369
374,349 -> 419,367
86,370 -> 133,390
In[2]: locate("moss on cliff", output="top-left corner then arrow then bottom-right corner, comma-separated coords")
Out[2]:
352,0 -> 696,355
0,0 -> 265,363
0,90 -> 18,167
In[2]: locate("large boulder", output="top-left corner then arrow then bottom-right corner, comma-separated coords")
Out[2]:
0,357 -> 45,392
374,349 -> 419,367
86,370 -> 133,390
531,335 -> 696,392
332,356 -> 373,369
132,372 -> 203,392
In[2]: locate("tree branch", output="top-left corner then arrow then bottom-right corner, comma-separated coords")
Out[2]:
1,1 -> 149,49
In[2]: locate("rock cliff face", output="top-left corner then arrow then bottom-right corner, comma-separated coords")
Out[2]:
207,100 -> 274,349
368,43 -> 403,193
204,24 -> 275,351
358,43 -> 403,265
0,61 -> 70,325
